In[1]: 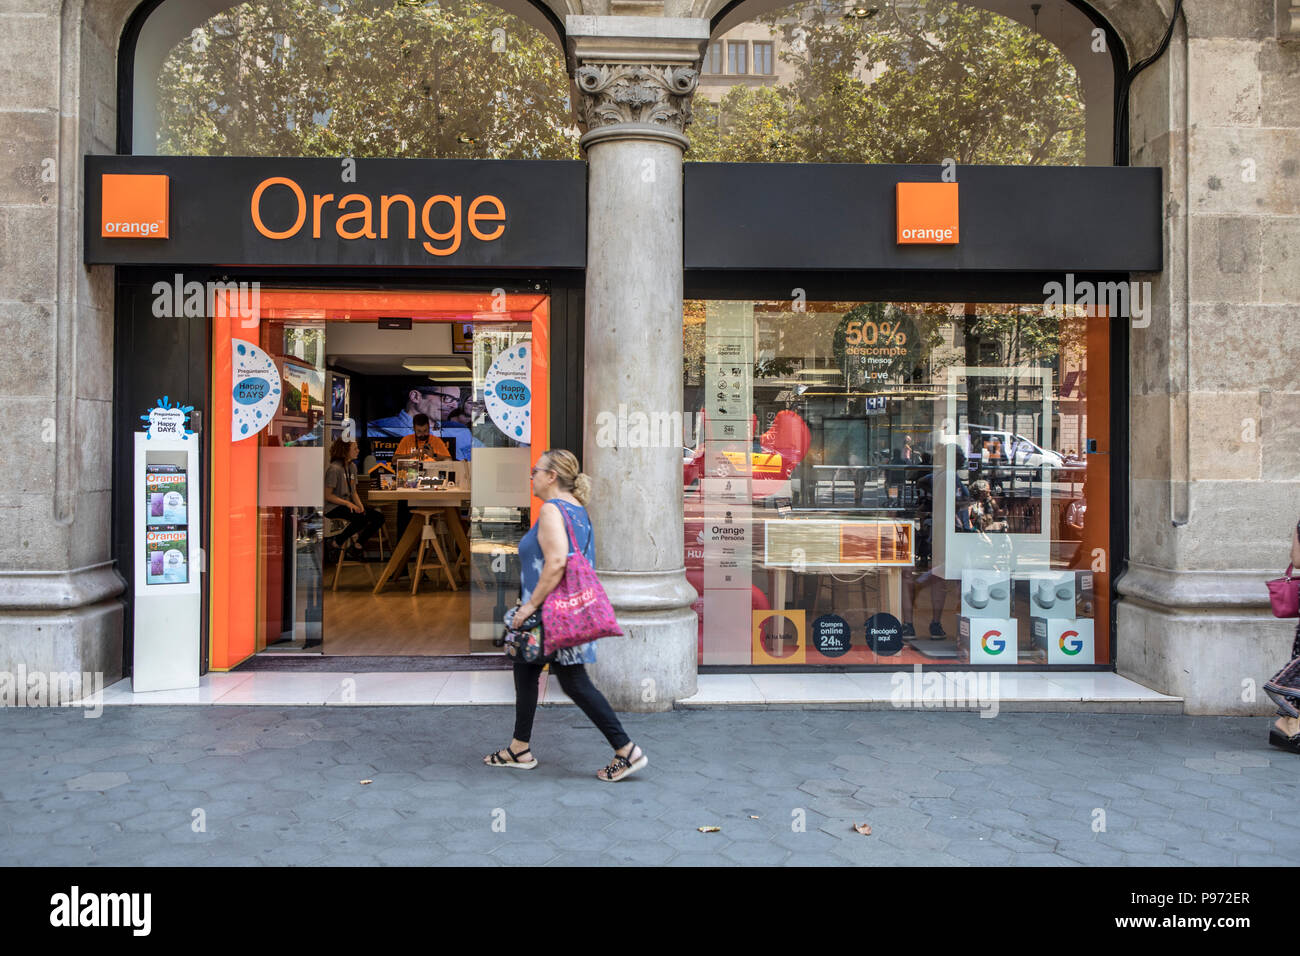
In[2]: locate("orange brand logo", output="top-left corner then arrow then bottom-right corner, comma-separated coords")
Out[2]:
249,176 -> 506,257
101,174 -> 169,238
896,182 -> 958,245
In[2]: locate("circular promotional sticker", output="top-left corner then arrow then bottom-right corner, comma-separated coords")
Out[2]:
483,341 -> 531,444
865,612 -> 904,656
232,341 -> 280,441
810,614 -> 851,658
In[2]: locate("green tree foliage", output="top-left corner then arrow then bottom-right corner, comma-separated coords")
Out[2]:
155,0 -> 579,158
689,0 -> 1086,165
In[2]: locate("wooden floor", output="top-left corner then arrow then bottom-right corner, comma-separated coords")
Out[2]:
321,566 -> 471,655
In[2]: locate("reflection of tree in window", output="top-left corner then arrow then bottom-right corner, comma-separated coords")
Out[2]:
687,0 -> 1086,165
155,0 -> 578,159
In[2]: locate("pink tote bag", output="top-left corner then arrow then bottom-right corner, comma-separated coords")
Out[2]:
541,502 -> 623,650
1267,564 -> 1300,619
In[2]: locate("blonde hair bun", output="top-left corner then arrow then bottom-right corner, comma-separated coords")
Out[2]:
541,449 -> 590,506
572,472 -> 592,506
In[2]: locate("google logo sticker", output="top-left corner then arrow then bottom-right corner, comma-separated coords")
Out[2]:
1059,630 -> 1083,655
981,630 -> 1006,655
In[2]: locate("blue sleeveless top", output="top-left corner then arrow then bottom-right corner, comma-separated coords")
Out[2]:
519,498 -> 597,665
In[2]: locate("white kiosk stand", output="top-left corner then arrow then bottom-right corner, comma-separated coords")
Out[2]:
133,407 -> 202,692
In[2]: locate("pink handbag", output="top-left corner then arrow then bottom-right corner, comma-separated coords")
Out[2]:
541,502 -> 623,651
1267,564 -> 1300,619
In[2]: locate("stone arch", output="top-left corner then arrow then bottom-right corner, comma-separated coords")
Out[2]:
696,0 -> 1177,54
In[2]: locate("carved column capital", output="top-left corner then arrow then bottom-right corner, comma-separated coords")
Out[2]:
565,16 -> 710,151
573,62 -> 699,149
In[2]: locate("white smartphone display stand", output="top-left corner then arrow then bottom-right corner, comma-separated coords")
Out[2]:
133,428 -> 202,692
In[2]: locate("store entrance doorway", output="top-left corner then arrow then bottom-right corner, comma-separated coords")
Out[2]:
209,289 -> 549,668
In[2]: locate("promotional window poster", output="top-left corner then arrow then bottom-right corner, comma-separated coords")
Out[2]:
282,362 -> 325,419
329,373 -> 349,422
145,528 -> 188,585
144,465 -> 187,526
364,378 -> 479,463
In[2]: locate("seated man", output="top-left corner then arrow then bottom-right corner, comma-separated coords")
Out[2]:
395,413 -> 451,461
393,413 -> 451,540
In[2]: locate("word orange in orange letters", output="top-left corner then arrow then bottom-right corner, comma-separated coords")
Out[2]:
249,176 -> 506,257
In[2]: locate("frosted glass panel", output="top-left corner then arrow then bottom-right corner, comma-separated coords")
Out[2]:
259,447 -> 325,507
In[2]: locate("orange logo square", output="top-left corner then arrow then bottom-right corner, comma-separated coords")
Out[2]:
896,181 -> 958,244
101,174 -> 169,239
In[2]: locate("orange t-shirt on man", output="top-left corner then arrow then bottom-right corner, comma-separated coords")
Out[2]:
395,432 -> 450,460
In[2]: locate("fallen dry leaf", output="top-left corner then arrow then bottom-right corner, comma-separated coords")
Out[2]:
697,826 -> 721,833
853,823 -> 872,836
359,779 -> 373,785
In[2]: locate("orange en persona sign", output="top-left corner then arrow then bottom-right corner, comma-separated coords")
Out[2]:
896,181 -> 958,244
101,173 -> 169,238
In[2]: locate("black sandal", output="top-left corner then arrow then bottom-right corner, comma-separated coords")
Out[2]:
484,744 -> 538,769
1269,725 -> 1300,755
597,743 -> 647,782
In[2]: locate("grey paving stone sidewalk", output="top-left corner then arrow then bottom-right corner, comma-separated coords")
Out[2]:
1,706 -> 1297,866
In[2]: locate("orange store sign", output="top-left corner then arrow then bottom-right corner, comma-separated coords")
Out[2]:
896,181 -> 959,244
101,174 -> 169,238
249,176 -> 506,257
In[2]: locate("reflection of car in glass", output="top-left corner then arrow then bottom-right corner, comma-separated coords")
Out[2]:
683,444 -> 785,485
966,426 -> 1064,469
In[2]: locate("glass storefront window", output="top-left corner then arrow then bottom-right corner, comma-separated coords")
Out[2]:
684,300 -> 1110,667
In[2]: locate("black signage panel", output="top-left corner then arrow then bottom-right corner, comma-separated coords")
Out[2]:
684,162 -> 1162,273
85,155 -> 586,268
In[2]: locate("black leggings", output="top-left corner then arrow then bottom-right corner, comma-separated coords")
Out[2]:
513,660 -> 630,750
326,505 -> 384,548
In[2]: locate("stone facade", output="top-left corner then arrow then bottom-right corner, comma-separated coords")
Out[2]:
0,0 -> 1296,713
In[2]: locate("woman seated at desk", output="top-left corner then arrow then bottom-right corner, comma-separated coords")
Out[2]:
325,438 -> 386,561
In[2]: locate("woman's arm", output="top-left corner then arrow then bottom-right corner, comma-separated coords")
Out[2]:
517,504 -> 569,618
1290,522 -> 1300,567
325,489 -> 358,510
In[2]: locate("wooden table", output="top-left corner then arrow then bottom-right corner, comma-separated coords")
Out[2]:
760,517 -> 913,639
367,489 -> 471,593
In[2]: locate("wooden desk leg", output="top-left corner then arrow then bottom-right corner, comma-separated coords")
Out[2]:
772,568 -> 787,643
882,567 -> 903,619
443,507 -> 471,580
373,518 -> 424,594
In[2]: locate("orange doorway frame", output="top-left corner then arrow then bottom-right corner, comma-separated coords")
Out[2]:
210,289 -> 550,672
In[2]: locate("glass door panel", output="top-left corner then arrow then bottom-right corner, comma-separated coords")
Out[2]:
257,320 -> 327,651
468,323 -> 535,652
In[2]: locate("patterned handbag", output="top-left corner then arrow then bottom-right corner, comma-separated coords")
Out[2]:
499,607 -> 554,664
541,502 -> 623,651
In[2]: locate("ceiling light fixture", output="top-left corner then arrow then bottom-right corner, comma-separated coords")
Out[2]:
403,357 -> 468,372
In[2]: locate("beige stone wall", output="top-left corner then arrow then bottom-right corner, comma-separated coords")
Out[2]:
0,0 -> 132,683
1119,0 -> 1300,714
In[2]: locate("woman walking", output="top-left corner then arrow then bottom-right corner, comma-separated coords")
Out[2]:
1267,520 -> 1300,753
483,449 -> 647,782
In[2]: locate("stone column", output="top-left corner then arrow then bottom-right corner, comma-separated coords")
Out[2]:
567,17 -> 708,711
1117,8 -> 1300,715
